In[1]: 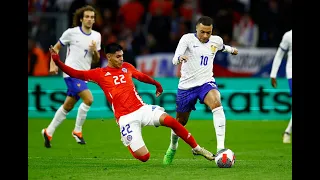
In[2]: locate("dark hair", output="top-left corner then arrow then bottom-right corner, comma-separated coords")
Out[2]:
72,5 -> 96,27
196,16 -> 213,26
104,43 -> 123,54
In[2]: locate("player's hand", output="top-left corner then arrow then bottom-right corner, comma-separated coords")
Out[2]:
49,45 -> 60,62
89,40 -> 97,53
178,55 -> 188,63
231,47 -> 238,55
271,78 -> 277,88
155,83 -> 163,97
49,45 -> 59,74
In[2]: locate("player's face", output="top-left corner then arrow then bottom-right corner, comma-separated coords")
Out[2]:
196,23 -> 212,43
81,11 -> 95,29
108,50 -> 124,68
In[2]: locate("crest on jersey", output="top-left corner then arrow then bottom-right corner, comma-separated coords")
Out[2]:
127,135 -> 132,141
77,83 -> 81,87
210,45 -> 217,54
122,68 -> 128,73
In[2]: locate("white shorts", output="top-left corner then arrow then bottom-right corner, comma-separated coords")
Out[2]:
118,104 -> 165,152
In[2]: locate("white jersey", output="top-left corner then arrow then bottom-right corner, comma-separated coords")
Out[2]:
59,26 -> 101,78
172,33 -> 224,90
270,30 -> 292,79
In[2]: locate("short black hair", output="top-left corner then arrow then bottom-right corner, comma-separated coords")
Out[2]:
103,43 -> 123,54
196,16 -> 213,26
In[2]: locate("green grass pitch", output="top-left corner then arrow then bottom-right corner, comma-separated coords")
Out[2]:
28,119 -> 292,180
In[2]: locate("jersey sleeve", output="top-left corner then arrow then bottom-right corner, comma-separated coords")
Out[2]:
279,32 -> 290,51
83,68 -> 102,84
211,36 -> 224,50
270,33 -> 288,78
59,28 -> 71,46
172,34 -> 189,65
126,63 -> 160,86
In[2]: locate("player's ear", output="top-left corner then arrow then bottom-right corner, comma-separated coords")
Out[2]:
106,53 -> 111,59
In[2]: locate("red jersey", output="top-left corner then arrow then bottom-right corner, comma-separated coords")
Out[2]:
53,59 -> 162,121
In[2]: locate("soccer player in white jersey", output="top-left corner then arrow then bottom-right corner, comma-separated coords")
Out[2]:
41,5 -> 101,148
270,29 -> 292,144
163,16 -> 238,165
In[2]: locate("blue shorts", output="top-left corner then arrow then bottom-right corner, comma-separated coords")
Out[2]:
288,78 -> 292,97
64,77 -> 88,100
176,81 -> 219,112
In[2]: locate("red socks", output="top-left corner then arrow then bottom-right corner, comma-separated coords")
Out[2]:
128,146 -> 150,162
162,115 -> 198,148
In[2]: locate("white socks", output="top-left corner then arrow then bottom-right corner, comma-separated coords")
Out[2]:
74,102 -> 90,132
169,130 -> 180,150
46,105 -> 68,136
285,115 -> 292,134
212,106 -> 226,150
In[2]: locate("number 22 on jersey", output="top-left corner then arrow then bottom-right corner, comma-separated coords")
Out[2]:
113,75 -> 126,85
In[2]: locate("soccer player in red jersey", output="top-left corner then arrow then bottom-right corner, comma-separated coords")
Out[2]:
49,43 -> 215,162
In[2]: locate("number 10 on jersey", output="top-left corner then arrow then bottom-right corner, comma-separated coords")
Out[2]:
200,55 -> 208,66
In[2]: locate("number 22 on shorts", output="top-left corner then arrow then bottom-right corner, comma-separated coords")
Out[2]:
121,124 -> 133,136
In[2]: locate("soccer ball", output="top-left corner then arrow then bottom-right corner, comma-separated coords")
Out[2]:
215,148 -> 235,168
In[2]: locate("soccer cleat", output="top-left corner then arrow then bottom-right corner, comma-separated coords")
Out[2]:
72,131 -> 86,144
41,129 -> 52,148
192,147 -> 215,161
163,148 -> 177,165
283,132 -> 291,143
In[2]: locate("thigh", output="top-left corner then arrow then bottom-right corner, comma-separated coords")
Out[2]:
64,77 -> 89,100
176,88 -> 198,112
119,117 -> 145,152
198,81 -> 219,104
203,89 -> 222,110
139,105 -> 165,127
78,89 -> 93,103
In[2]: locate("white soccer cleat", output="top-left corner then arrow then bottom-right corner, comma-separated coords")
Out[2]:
192,147 -> 215,161
283,132 -> 291,143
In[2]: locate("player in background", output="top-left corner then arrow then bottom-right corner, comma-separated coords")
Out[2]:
49,43 -> 215,163
163,16 -> 238,165
41,5 -> 101,148
270,29 -> 292,144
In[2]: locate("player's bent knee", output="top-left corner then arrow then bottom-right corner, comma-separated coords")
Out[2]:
136,152 -> 150,162
83,98 -> 93,106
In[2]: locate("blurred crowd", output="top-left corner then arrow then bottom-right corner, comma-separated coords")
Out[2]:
28,0 -> 292,76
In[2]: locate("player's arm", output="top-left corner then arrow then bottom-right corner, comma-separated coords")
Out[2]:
128,63 -> 163,97
50,46 -> 101,83
172,35 -> 189,65
270,33 -> 289,88
90,34 -> 102,64
49,41 -> 62,75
